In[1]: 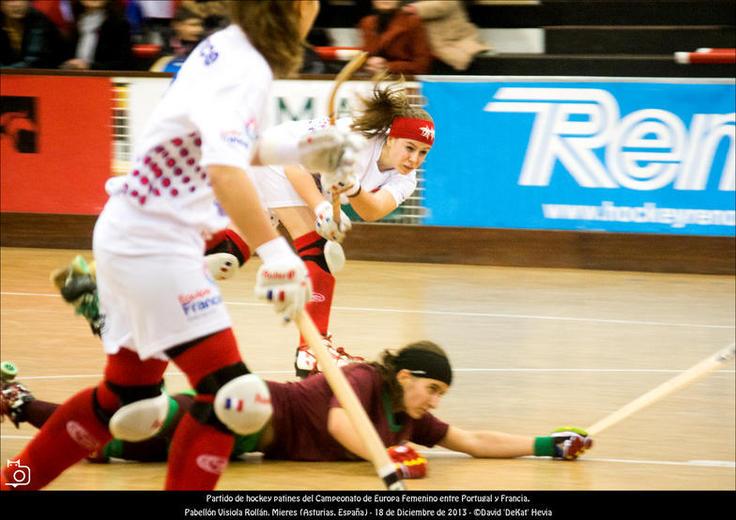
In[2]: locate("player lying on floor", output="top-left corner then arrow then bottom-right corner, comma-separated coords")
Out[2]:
1,341 -> 591,479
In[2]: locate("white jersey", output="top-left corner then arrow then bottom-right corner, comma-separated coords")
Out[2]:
249,117 -> 417,211
92,24 -> 273,358
97,24 -> 272,256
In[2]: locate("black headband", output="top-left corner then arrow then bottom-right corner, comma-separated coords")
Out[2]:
395,349 -> 452,386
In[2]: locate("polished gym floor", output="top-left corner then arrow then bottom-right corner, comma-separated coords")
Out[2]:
1,247 -> 734,490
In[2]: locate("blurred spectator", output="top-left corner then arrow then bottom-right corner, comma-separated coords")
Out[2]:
403,0 -> 491,74
60,0 -> 133,70
149,4 -> 202,74
32,0 -> 75,38
134,0 -> 174,44
179,0 -> 228,38
300,27 -> 335,74
358,0 -> 432,75
1,0 -> 65,68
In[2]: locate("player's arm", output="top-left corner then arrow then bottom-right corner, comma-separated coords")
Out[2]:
283,165 -> 326,211
327,406 -> 372,461
208,165 -> 280,248
438,426 -> 592,460
346,188 -> 398,222
437,426 -> 535,458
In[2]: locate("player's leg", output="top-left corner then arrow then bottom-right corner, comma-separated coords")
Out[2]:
164,328 -> 271,489
274,206 -> 363,378
95,249 -> 270,490
0,348 -> 167,490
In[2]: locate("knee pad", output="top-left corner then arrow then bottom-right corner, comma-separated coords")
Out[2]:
108,392 -> 170,442
213,374 -> 272,436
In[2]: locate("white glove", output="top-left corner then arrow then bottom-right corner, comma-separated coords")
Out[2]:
298,127 -> 365,177
314,200 -> 352,243
254,238 -> 312,322
206,252 -> 239,281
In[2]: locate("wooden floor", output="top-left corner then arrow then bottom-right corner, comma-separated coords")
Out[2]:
1,247 -> 734,491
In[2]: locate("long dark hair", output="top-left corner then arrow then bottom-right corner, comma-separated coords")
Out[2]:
370,340 -> 449,410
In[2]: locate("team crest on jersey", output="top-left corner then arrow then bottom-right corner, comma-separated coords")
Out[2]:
199,39 -> 219,66
419,125 -> 435,142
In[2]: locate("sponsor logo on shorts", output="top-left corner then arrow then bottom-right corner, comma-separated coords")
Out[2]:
178,288 -> 223,316
310,292 -> 326,303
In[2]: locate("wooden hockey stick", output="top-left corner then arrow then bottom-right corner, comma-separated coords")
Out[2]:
586,343 -> 735,436
295,312 -> 405,490
293,52 -> 404,491
323,51 -> 368,273
327,51 -> 368,224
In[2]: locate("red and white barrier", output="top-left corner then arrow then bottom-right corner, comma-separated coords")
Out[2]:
675,47 -> 736,64
314,47 -> 364,61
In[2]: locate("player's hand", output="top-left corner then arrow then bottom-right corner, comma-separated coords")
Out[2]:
298,126 -> 364,177
254,255 -> 311,323
387,443 -> 427,479
314,200 -> 352,243
549,427 -> 592,460
206,252 -> 239,280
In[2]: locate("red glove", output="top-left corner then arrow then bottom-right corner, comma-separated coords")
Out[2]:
550,427 -> 593,460
387,444 -> 428,479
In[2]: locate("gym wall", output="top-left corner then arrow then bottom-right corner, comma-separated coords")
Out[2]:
1,70 -> 733,274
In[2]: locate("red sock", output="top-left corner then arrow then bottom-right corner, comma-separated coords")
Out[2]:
165,328 -> 243,490
1,387 -> 111,490
95,347 -> 169,410
294,231 -> 335,342
165,410 -> 235,490
0,348 -> 167,490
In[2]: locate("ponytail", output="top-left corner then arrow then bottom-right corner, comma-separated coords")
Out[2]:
351,77 -> 433,139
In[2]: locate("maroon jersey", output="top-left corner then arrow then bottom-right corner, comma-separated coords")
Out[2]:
264,364 -> 449,461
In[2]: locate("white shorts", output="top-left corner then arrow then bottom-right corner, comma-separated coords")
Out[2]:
93,240 -> 231,361
249,165 -> 308,210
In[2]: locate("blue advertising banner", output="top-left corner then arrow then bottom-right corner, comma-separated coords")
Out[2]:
421,79 -> 735,236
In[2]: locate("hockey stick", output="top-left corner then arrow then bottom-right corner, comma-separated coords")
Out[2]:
327,50 -> 369,222
294,311 -> 405,490
322,52 -> 368,274
586,343 -> 736,436
292,52 -> 403,491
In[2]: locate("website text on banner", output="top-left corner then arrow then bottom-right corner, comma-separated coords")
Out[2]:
421,79 -> 735,237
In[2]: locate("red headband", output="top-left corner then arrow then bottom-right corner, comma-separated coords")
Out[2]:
388,117 -> 435,146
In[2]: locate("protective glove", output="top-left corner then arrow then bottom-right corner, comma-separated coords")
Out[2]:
205,252 -> 239,280
254,238 -> 312,322
321,166 -> 361,198
387,443 -> 428,479
298,127 -> 365,177
312,129 -> 364,196
534,426 -> 592,460
204,229 -> 250,281
314,200 -> 352,243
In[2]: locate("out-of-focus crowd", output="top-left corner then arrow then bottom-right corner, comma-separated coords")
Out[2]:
1,0 -> 493,74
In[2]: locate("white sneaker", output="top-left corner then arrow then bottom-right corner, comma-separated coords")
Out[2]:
294,334 -> 364,379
